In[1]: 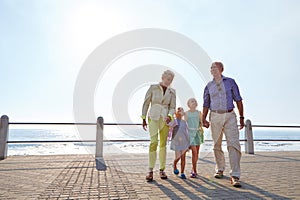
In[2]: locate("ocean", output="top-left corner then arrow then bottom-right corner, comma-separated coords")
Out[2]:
6,125 -> 300,156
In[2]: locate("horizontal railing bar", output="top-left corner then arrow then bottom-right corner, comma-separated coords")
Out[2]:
9,122 -> 142,125
100,139 -> 300,142
104,139 -> 150,142
249,139 -> 300,142
6,139 -> 300,144
7,140 -> 96,143
251,125 -> 300,128
8,122 -> 299,128
9,122 -> 96,125
103,123 -> 143,125
7,140 -> 149,143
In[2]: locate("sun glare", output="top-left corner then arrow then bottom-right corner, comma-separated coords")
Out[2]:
64,2 -> 127,60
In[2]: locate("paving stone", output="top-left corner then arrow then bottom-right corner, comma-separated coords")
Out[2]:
0,152 -> 299,199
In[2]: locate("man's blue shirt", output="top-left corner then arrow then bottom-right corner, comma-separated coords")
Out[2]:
203,75 -> 242,110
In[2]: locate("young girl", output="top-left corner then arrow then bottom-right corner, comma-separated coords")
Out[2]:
185,98 -> 204,178
169,107 -> 189,179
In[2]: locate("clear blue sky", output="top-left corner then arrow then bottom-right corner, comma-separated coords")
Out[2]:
1,0 -> 299,125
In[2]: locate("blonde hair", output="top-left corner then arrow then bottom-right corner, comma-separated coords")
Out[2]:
187,98 -> 198,108
162,70 -> 175,80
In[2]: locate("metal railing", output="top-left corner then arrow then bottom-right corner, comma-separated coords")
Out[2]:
0,116 -> 98,157
1,115 -> 300,169
0,116 -> 105,170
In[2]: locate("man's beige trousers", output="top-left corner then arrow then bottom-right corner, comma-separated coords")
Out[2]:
210,111 -> 241,178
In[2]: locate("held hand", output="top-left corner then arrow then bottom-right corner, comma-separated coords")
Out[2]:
165,116 -> 172,124
239,118 -> 245,130
202,119 -> 210,128
142,119 -> 148,131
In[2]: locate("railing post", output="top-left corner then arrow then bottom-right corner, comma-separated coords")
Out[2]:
245,119 -> 254,154
95,116 -> 106,170
0,115 -> 9,160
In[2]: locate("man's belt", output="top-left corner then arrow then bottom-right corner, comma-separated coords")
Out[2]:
210,109 -> 233,114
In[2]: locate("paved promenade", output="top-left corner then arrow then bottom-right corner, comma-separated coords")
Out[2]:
0,151 -> 299,199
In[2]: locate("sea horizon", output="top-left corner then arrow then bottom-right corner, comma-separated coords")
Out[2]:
6,126 -> 300,156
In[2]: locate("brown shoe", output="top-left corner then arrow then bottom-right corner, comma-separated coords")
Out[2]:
214,170 -> 224,179
146,172 -> 153,182
159,170 -> 168,179
231,176 -> 241,187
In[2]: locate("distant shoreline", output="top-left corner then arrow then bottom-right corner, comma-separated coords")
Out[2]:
7,140 -> 300,156
6,127 -> 300,156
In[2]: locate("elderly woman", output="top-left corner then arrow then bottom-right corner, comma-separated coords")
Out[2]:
141,70 -> 176,182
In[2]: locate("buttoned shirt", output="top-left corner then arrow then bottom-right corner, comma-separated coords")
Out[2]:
203,76 -> 242,110
142,84 -> 176,120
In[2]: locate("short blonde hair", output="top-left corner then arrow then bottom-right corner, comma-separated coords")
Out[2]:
187,98 -> 198,107
162,70 -> 175,80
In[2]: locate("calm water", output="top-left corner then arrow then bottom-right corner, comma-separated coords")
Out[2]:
7,126 -> 300,155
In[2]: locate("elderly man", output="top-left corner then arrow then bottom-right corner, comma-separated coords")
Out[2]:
202,62 -> 244,187
142,70 -> 176,182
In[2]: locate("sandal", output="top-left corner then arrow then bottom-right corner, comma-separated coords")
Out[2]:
180,173 -> 186,179
146,172 -> 153,182
160,170 -> 168,179
231,176 -> 241,187
173,168 -> 179,175
214,170 -> 224,179
190,172 -> 197,178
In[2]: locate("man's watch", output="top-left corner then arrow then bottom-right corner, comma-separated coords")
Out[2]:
240,116 -> 244,119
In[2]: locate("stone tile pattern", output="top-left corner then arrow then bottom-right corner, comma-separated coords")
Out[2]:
0,151 -> 299,199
